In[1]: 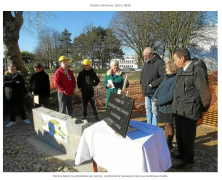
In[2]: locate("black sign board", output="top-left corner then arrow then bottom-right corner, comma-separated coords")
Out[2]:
104,92 -> 135,138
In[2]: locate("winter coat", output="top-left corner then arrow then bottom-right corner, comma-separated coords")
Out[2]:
152,73 -> 176,114
172,58 -> 212,120
103,69 -> 129,107
77,67 -> 100,97
29,69 -> 50,97
3,72 -> 27,98
140,53 -> 165,97
54,66 -> 76,97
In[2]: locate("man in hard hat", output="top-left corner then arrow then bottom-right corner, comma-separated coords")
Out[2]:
77,59 -> 100,123
54,56 -> 76,117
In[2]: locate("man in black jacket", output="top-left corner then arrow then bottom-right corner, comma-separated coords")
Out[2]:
4,63 -> 31,127
140,47 -> 165,126
77,59 -> 100,123
29,63 -> 50,108
171,48 -> 212,170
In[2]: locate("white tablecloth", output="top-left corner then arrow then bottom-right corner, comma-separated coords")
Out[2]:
75,120 -> 172,172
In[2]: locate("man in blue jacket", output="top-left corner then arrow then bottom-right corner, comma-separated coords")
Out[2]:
140,47 -> 165,126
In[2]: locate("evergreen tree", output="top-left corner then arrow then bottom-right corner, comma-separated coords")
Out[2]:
59,29 -> 73,57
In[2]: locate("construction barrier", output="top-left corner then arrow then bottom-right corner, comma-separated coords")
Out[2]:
50,71 -> 218,127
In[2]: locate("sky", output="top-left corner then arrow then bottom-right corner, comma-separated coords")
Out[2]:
19,11 -> 135,56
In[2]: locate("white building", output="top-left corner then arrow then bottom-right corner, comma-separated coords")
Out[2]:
112,56 -> 139,70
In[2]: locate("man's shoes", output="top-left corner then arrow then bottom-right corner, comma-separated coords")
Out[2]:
173,161 -> 194,170
5,121 -> 16,127
83,117 -> 88,124
170,152 -> 184,160
83,120 -> 88,124
23,119 -> 31,124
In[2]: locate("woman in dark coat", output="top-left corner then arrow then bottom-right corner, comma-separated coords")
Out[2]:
152,59 -> 177,150
3,63 -> 31,127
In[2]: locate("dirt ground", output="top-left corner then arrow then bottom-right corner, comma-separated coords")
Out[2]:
3,100 -> 218,173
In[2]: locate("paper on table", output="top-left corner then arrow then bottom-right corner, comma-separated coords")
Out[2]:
107,80 -> 115,89
34,95 -> 39,104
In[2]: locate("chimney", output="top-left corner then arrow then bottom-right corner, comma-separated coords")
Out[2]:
209,20 -> 213,26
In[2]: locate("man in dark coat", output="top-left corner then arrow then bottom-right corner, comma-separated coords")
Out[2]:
77,59 -> 100,123
171,48 -> 212,170
29,63 -> 50,108
140,47 -> 165,126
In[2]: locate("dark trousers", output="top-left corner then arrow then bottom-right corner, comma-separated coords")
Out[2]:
175,114 -> 198,163
7,97 -> 27,122
34,96 -> 49,108
82,95 -> 98,117
58,91 -> 73,117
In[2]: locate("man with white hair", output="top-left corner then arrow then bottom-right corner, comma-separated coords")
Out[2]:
140,47 -> 165,126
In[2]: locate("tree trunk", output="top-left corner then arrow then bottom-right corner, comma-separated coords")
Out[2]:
3,11 -> 25,75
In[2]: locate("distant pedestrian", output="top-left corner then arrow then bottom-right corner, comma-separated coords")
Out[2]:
77,59 -> 100,122
3,63 -> 31,127
152,59 -> 177,150
171,48 -> 212,170
140,47 -> 165,126
103,60 -> 129,108
29,63 -> 50,108
54,56 -> 76,117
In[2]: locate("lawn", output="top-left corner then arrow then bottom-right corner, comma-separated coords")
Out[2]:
95,71 -> 141,82
47,69 -> 141,83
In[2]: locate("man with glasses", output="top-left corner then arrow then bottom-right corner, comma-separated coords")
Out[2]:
54,56 -> 76,117
140,47 -> 165,126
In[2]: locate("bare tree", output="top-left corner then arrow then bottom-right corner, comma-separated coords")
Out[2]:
109,11 -> 217,63
109,12 -> 161,64
152,11 -> 208,59
3,11 -> 54,75
34,27 -> 60,68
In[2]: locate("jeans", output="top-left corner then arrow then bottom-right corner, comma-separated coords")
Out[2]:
145,96 -> 158,126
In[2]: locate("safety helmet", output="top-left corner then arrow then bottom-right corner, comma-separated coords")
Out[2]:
82,59 -> 92,66
59,56 -> 69,62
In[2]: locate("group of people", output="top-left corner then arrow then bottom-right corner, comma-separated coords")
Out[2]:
4,47 -> 212,171
3,56 -> 102,128
140,47 -> 212,170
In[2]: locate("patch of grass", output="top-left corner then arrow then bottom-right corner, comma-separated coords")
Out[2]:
47,70 -> 141,82
95,71 -> 141,82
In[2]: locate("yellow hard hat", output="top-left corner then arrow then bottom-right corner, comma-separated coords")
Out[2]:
82,59 -> 92,66
59,56 -> 69,62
